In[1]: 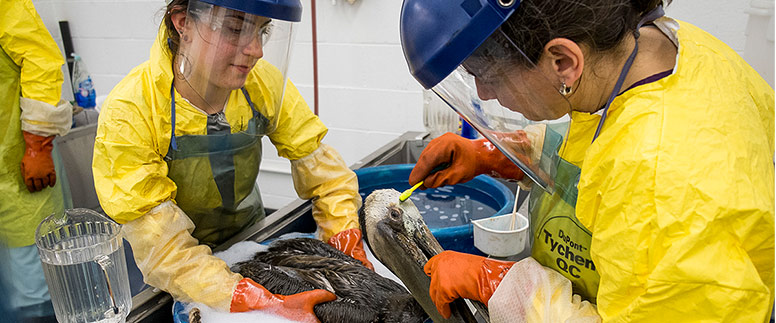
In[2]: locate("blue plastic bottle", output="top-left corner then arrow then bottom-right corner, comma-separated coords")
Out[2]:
459,98 -> 480,139
460,118 -> 478,139
71,54 -> 96,109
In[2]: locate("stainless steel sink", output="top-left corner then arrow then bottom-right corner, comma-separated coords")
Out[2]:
126,131 -> 524,322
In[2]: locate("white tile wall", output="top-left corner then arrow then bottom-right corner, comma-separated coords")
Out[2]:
665,1 -> 750,55
29,0 -> 765,209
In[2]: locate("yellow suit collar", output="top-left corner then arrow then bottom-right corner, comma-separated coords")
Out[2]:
149,25 -> 176,91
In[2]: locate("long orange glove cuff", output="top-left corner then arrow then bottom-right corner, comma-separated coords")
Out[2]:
20,131 -> 56,192
231,278 -> 336,322
409,132 -> 524,189
472,137 -> 526,181
424,250 -> 515,319
327,228 -> 374,270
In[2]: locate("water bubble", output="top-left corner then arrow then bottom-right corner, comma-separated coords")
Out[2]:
464,195 -> 470,199
452,214 -> 458,217
477,207 -> 484,211
439,216 -> 448,220
433,207 -> 439,211
439,211 -> 445,214
411,196 -> 420,201
450,218 -> 457,221
463,210 -> 469,214
455,204 -> 461,208
425,205 -> 431,210
436,186 -> 453,193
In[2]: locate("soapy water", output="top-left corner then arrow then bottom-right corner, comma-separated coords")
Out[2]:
178,233 -> 405,323
360,185 -> 498,229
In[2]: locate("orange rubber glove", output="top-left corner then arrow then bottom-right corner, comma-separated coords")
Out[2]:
20,131 -> 57,192
409,132 -> 525,189
327,228 -> 374,270
230,278 -> 336,322
424,250 -> 515,319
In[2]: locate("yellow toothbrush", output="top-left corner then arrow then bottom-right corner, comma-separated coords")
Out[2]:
399,162 -> 450,202
399,181 -> 424,202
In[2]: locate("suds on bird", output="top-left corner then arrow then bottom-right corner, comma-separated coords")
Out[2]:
189,237 -> 427,323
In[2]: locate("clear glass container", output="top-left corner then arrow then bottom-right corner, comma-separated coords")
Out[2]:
35,208 -> 131,323
423,90 -> 460,139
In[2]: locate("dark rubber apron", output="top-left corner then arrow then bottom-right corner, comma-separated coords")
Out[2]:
165,85 -> 270,247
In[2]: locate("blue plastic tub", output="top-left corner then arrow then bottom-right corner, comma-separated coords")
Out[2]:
355,164 -> 514,256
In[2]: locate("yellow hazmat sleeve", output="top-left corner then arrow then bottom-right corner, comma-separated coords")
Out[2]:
0,0 -> 64,106
121,201 -> 242,311
265,80 -> 328,160
291,144 -> 361,241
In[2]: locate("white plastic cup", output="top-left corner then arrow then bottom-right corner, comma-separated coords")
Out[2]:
472,212 -> 529,257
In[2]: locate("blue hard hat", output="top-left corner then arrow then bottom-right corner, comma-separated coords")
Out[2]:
199,0 -> 303,22
400,0 -> 520,89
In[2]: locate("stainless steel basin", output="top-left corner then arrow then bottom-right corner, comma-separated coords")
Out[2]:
125,131 -> 524,322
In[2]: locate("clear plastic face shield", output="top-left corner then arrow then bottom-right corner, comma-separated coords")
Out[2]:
432,28 -> 571,193
177,0 -> 297,129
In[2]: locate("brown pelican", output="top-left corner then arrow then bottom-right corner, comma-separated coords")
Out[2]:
359,188 -> 490,323
231,237 -> 428,323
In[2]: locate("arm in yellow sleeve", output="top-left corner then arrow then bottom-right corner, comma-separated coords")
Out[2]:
0,0 -> 71,136
0,0 -> 64,106
92,94 -> 177,224
260,77 -> 359,241
122,201 -> 242,311
260,75 -> 368,266
290,143 -> 361,241
265,80 -> 328,160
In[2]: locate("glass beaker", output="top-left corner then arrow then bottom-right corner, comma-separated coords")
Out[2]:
35,208 -> 131,323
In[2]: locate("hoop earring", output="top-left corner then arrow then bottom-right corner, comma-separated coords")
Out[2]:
559,82 -> 572,96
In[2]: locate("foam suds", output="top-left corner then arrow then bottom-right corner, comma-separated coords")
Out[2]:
176,233 -> 405,323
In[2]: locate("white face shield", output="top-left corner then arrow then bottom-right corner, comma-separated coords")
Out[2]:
176,0 -> 297,130
431,28 -> 571,192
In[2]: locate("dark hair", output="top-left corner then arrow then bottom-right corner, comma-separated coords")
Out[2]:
163,0 -> 189,56
490,0 -> 671,66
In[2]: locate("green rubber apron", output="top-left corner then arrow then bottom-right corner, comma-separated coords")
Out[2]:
528,6 -> 665,303
164,85 -> 270,247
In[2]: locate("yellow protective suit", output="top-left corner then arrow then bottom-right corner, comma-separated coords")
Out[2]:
490,18 -> 773,322
93,27 -> 360,310
0,0 -> 68,248
569,20 -> 773,321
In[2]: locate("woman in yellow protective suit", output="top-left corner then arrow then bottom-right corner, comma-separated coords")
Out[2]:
0,0 -> 72,320
401,0 -> 773,321
92,0 -> 371,319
